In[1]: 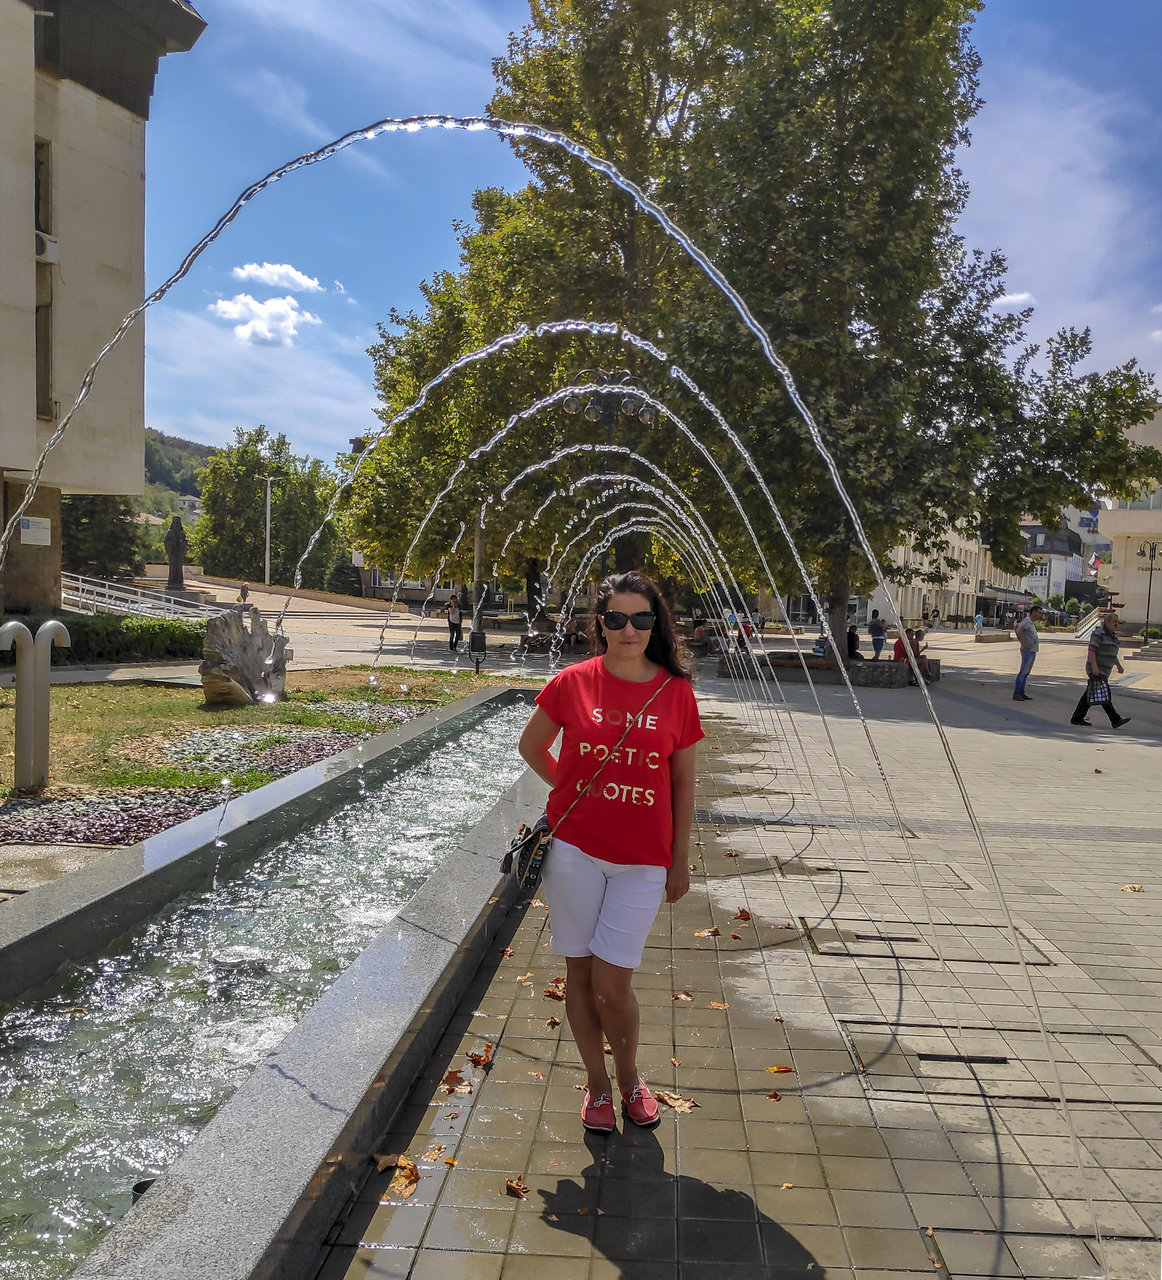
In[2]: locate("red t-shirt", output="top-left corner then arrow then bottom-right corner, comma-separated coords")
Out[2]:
892,637 -> 907,661
535,657 -> 704,868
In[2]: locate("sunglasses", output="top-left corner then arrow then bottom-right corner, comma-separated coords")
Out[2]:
601,609 -> 655,631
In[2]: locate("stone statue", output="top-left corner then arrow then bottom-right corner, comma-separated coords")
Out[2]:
163,516 -> 187,590
199,607 -> 290,706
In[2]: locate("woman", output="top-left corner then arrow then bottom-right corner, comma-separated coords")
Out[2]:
518,571 -> 703,1134
446,594 -> 462,652
1071,611 -> 1131,729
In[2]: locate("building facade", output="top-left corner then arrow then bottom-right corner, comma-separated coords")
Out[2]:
0,0 -> 203,611
1096,411 -> 1162,630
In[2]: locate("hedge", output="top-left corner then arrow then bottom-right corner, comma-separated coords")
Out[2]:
0,614 -> 209,665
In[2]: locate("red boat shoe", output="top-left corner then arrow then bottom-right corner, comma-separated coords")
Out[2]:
581,1088 -> 616,1133
620,1076 -> 661,1128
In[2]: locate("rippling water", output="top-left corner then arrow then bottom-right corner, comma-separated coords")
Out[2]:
0,702 -> 529,1280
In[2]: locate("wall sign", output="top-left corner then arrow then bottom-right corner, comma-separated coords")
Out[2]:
19,517 -> 51,546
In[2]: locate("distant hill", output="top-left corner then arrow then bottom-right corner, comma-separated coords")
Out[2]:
145,427 -> 217,496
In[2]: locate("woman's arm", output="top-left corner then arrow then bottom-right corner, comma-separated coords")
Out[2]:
666,743 -> 698,903
518,706 -> 561,789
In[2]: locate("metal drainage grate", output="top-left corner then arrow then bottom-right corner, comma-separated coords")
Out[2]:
842,1020 -> 1162,1105
780,859 -> 971,890
801,917 -> 1051,964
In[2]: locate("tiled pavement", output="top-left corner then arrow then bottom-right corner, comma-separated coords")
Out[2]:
309,673 -> 1162,1279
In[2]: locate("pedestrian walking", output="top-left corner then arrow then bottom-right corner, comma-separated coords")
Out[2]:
868,609 -> 886,660
974,611 -> 984,636
238,582 -> 250,604
929,606 -> 940,628
446,594 -> 462,652
1071,611 -> 1131,729
518,570 -> 703,1135
1012,605 -> 1043,701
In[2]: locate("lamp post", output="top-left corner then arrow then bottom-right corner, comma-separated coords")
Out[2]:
261,475 -> 275,586
1137,540 -> 1160,644
562,369 -> 656,579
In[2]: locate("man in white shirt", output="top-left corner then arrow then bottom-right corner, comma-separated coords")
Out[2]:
1012,606 -> 1043,701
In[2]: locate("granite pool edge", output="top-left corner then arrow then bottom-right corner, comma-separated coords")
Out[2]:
72,764 -> 549,1280
0,686 -> 528,1002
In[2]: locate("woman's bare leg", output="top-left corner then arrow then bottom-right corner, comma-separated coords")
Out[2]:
590,957 -> 642,1094
564,955 -> 611,1093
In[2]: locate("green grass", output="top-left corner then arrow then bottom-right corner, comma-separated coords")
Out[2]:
94,763 -> 276,791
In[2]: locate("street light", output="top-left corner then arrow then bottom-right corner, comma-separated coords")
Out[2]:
562,369 -> 655,577
1136,540 -> 1159,644
261,475 -> 276,586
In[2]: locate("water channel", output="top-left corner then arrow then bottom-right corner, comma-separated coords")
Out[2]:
0,701 -> 528,1280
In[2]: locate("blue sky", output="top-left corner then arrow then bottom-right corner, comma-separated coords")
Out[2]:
140,0 -> 1162,462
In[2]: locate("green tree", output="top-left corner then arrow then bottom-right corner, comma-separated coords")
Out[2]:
1048,592 -> 1065,610
60,496 -> 144,579
1065,596 -> 1080,614
351,0 -> 1161,633
191,426 -> 338,588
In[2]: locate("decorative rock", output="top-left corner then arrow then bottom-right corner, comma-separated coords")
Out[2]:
199,607 -> 289,706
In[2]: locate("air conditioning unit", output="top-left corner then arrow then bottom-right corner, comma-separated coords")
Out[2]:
34,231 -> 59,264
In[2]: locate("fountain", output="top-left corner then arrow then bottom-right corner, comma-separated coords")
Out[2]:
0,115 -> 1114,1280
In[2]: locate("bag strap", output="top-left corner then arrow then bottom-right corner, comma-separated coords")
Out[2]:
547,675 -> 673,839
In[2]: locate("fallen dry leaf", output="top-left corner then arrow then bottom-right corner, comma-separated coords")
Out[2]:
732,908 -> 751,921
671,1057 -> 681,1067
529,1071 -> 546,1080
439,1069 -> 473,1095
516,971 -> 533,983
772,923 -> 795,930
388,1155 -> 420,1198
655,1089 -> 701,1114
546,1016 -> 562,1028
419,1144 -> 446,1162
780,1182 -> 794,1190
694,840 -> 704,848
444,1111 -> 461,1121
765,1065 -> 793,1074
445,1157 -> 457,1167
1095,768 -> 1103,774
1121,884 -> 1144,893
372,1152 -> 403,1173
723,849 -> 740,858
467,1042 -> 494,1068
731,934 -> 742,941
767,1090 -> 782,1101
672,990 -> 694,1002
543,976 -> 567,1001
694,927 -> 720,938
505,1175 -> 531,1199
531,898 -> 548,908
501,947 -> 515,958
708,1001 -> 730,1010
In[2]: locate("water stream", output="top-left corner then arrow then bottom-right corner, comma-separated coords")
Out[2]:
0,701 -> 528,1280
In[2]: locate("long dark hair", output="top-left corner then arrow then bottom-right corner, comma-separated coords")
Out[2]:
589,570 -> 694,681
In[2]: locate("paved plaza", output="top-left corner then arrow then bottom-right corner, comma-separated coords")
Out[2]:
5,588 -> 1162,1277
301,645 -> 1162,1279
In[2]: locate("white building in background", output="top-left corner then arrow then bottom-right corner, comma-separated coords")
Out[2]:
0,0 -> 204,612
1096,410 -> 1162,630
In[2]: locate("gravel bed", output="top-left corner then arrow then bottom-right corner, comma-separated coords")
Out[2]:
0,702 -> 435,847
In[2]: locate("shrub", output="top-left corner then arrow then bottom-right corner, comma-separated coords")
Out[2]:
0,614 -> 209,665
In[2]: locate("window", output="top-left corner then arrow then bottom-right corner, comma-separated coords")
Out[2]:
34,140 -> 51,234
35,263 -> 53,419
1035,533 -> 1045,547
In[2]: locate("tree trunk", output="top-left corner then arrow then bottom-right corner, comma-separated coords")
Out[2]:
825,552 -> 851,665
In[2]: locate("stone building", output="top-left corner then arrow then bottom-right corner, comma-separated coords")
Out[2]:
1096,410 -> 1162,630
0,0 -> 204,611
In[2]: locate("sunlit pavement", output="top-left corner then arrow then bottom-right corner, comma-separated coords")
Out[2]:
307,643 -> 1162,1279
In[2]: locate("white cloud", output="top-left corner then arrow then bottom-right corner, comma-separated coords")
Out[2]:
333,280 -> 347,294
232,262 -> 323,292
992,292 -> 1036,309
1151,330 -> 1162,343
208,294 -> 322,346
147,307 -> 380,460
957,63 -> 1160,372
1151,304 -> 1162,315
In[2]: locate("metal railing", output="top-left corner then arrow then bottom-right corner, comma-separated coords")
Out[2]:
1073,609 -> 1104,642
60,572 -> 229,621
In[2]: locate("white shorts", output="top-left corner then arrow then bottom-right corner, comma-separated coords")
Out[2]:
541,838 -> 668,970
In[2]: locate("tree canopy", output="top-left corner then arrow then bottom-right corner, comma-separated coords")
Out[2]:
191,426 -> 339,589
347,0 -> 1160,625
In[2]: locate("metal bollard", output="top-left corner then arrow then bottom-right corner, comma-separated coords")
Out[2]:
33,621 -> 71,790
0,621 -> 34,791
